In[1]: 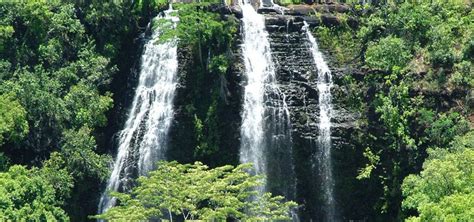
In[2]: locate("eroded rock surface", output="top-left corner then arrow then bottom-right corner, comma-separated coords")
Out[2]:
264,13 -> 362,220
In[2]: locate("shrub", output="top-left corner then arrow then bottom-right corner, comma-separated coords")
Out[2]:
365,36 -> 411,72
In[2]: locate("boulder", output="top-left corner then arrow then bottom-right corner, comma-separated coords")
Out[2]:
230,5 -> 243,18
258,7 -> 283,15
265,15 -> 305,32
320,14 -> 340,27
303,16 -> 321,27
284,5 -> 317,16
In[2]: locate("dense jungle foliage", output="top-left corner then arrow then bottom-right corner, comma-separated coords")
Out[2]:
315,1 -> 473,220
0,0 -> 472,221
0,0 -> 156,219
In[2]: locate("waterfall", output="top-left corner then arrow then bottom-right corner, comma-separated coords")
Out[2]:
303,22 -> 336,221
239,0 -> 279,192
239,2 -> 273,193
98,8 -> 179,214
239,1 -> 295,207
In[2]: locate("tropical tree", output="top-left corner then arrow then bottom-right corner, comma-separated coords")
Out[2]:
0,93 -> 28,146
0,153 -> 73,221
402,131 -> 474,221
95,161 -> 297,221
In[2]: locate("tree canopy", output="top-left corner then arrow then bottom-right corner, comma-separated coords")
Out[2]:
0,0 -> 140,219
402,131 -> 474,221
95,161 -> 297,221
0,153 -> 73,221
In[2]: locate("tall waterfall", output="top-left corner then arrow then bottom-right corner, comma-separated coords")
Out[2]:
239,2 -> 272,192
304,22 -> 336,221
98,9 -> 179,214
239,1 -> 291,195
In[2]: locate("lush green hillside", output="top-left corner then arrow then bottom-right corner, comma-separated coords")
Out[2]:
0,0 -> 472,221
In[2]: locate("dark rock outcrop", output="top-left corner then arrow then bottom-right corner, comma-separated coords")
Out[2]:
320,14 -> 340,27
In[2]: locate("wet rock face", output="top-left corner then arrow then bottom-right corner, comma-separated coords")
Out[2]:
167,47 -> 196,164
265,19 -> 322,219
265,15 -> 306,32
264,14 -> 361,220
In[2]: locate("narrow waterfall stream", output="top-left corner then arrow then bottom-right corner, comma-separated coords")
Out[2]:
98,9 -> 179,214
304,22 -> 336,221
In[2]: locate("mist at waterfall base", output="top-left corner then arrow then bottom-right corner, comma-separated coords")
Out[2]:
98,9 -> 178,214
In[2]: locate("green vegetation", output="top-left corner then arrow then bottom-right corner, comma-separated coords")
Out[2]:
365,36 -> 411,72
315,1 -> 473,220
0,0 -> 472,221
0,94 -> 28,146
0,154 -> 73,221
0,0 -> 150,219
275,0 -> 302,6
166,1 -> 240,166
95,161 -> 296,221
0,0 -> 269,220
402,131 -> 474,221
316,24 -> 360,66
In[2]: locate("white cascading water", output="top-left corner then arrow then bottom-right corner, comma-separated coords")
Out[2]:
303,22 -> 336,221
239,1 -> 280,193
240,3 -> 297,221
98,8 -> 179,214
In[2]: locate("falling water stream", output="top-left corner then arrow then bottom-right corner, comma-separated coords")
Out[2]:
239,0 -> 294,197
98,8 -> 179,214
304,22 -> 336,221
239,1 -> 274,193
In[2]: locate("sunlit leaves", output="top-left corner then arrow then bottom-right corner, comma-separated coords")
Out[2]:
0,25 -> 13,53
0,1 -> 114,160
375,80 -> 417,150
95,161 -> 296,221
402,131 -> 474,221
0,162 -> 72,221
357,147 -> 380,180
0,1 -> 137,220
64,83 -> 113,128
60,127 -> 111,181
365,36 -> 411,72
0,93 -> 28,146
173,2 -> 237,49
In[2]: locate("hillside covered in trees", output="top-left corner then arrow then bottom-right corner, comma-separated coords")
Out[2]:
0,0 -> 472,221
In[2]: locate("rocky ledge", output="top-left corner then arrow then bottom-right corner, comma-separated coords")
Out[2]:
215,3 -> 358,29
